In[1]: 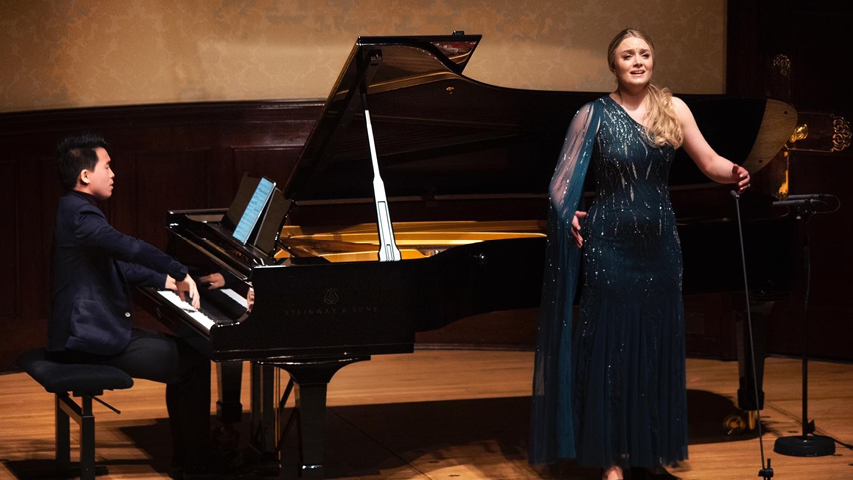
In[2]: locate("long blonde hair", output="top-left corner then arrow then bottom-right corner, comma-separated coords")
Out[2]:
607,28 -> 683,149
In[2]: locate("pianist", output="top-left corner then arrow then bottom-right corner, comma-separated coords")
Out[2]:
47,133 -> 221,479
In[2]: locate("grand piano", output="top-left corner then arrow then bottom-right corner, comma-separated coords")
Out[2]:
136,34 -> 797,478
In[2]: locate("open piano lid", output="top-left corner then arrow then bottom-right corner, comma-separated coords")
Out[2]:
283,34 -> 585,203
283,34 -> 792,204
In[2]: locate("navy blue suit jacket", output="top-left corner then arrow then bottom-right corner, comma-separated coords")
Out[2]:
49,191 -> 188,355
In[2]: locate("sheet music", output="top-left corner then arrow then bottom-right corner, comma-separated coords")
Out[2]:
233,177 -> 274,244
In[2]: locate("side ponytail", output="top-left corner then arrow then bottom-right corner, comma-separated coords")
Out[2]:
644,83 -> 683,149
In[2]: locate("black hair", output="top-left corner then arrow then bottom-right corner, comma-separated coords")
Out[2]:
56,133 -> 109,191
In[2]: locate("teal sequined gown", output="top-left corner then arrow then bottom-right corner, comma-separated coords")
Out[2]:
573,95 -> 688,468
530,96 -> 688,468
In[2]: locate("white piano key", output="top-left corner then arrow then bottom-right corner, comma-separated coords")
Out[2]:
220,288 -> 248,309
156,290 -> 215,331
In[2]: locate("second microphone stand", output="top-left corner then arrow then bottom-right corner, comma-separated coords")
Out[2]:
772,195 -> 836,457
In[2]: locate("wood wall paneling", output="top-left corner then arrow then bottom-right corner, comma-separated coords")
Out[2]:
33,156 -> 63,320
132,149 -> 212,251
18,152 -> 53,326
0,160 -> 18,319
1,155 -> 50,373
791,9 -> 853,114
231,146 -> 304,192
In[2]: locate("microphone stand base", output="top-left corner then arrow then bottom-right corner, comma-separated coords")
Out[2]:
774,434 -> 835,457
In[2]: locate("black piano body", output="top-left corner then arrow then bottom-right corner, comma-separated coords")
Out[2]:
136,34 -> 797,478
141,209 -> 547,362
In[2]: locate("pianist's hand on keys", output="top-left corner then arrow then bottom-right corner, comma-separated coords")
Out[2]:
156,290 -> 215,331
165,274 -> 200,309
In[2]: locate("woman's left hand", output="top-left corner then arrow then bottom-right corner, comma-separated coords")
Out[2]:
734,164 -> 751,193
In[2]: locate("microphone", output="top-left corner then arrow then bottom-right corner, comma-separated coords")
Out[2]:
786,194 -> 829,200
772,199 -> 815,207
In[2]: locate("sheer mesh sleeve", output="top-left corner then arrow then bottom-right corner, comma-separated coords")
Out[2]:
529,101 -> 600,465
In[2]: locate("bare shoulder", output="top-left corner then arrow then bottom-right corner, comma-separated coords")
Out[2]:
671,95 -> 689,112
670,96 -> 695,125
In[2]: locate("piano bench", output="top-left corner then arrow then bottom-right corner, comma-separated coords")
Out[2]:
17,348 -> 133,480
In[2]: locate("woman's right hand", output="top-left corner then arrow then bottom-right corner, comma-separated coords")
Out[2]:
571,211 -> 587,248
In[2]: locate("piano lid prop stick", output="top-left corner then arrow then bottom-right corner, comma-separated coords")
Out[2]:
363,106 -> 402,262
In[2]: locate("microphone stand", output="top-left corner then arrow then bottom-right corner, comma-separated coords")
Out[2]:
772,195 -> 836,457
731,191 -> 774,480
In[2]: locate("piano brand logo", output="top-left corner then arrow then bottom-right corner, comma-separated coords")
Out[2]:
278,288 -> 379,316
324,288 -> 339,305
280,305 -> 378,317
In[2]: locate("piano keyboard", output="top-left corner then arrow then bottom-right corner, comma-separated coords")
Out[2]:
220,288 -> 248,309
156,290 -> 215,331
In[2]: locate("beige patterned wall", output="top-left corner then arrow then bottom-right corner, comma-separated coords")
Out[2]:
0,0 -> 726,113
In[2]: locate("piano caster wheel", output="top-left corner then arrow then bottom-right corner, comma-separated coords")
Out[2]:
723,409 -> 753,436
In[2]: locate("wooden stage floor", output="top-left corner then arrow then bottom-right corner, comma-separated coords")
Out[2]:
1,350 -> 851,479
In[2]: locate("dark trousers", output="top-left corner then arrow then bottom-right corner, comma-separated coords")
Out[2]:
49,329 -> 211,467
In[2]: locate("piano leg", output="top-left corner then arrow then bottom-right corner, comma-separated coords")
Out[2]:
210,361 -> 244,464
736,297 -> 770,414
251,363 -> 280,474
293,381 -> 327,479
216,361 -> 243,424
268,357 -> 369,480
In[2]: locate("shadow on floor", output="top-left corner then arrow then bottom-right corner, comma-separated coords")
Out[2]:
2,389 -> 760,479
2,458 -> 161,480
